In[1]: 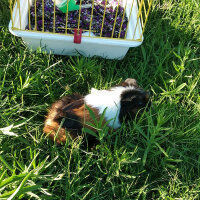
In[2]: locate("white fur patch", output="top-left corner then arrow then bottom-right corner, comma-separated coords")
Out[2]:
84,86 -> 136,129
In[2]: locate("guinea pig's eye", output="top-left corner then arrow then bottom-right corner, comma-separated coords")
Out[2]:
137,101 -> 145,107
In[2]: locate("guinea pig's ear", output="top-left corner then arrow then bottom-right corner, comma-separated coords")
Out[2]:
120,78 -> 139,88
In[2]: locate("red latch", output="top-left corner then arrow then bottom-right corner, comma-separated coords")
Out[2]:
74,29 -> 82,44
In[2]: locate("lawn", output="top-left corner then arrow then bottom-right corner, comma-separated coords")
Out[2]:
0,0 -> 200,199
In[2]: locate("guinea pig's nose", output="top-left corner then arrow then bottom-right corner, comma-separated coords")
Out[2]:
145,91 -> 151,108
145,91 -> 150,100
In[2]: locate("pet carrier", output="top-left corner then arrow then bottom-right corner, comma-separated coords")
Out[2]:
9,0 -> 152,59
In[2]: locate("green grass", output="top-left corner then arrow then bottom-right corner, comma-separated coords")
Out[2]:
0,0 -> 200,199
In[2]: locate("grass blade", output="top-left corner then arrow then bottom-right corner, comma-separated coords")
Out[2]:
7,171 -> 34,200
0,174 -> 27,189
0,155 -> 14,173
0,185 -> 42,199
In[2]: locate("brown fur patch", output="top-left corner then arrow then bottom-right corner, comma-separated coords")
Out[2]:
43,121 -> 66,144
43,95 -> 83,144
73,104 -> 107,133
43,96 -> 104,144
73,104 -> 99,124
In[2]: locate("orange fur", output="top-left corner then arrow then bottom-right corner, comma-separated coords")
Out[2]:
73,104 -> 100,124
43,97 -> 103,144
43,121 -> 66,144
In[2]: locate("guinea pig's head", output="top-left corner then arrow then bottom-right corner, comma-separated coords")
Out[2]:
119,79 -> 151,123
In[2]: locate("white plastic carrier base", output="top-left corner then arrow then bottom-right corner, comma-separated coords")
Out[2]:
9,0 -> 143,60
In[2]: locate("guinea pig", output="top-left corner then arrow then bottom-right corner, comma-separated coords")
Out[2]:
43,78 -> 150,144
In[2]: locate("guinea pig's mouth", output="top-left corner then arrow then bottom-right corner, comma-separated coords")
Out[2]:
146,99 -> 152,110
133,103 -> 151,117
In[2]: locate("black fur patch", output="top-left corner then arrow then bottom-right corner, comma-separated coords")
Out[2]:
63,99 -> 84,111
57,94 -> 83,108
61,99 -> 85,130
62,113 -> 82,130
119,89 -> 150,123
